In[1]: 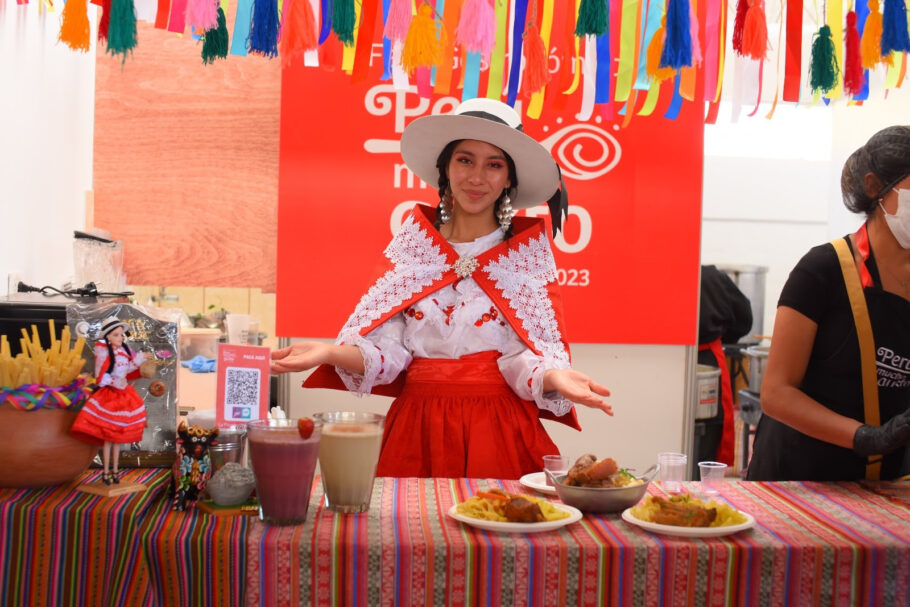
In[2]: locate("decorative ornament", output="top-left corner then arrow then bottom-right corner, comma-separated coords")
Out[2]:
279,0 -> 319,66
861,0 -> 889,68
741,0 -> 769,60
575,0 -> 608,37
384,0 -> 414,42
401,3 -> 447,73
201,7 -> 230,65
106,0 -> 138,62
731,0 -> 749,55
660,0 -> 693,69
59,0 -> 91,52
248,0 -> 280,58
439,190 -> 452,224
844,11 -> 864,96
521,22 -> 551,98
648,20 -> 676,81
881,0 -> 910,55
809,25 -> 839,94
453,256 -> 480,278
333,0 -> 356,47
456,0 -> 496,58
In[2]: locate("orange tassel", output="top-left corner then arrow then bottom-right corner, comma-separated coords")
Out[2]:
646,22 -> 676,81
280,0 -> 319,66
59,0 -> 91,52
741,0 -> 769,60
861,0 -> 891,68
401,3 -> 447,73
521,23 -> 551,98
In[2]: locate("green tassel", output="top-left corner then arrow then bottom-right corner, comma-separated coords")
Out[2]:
332,0 -> 356,46
202,7 -> 230,65
809,25 -> 839,94
106,0 -> 138,62
575,0 -> 609,37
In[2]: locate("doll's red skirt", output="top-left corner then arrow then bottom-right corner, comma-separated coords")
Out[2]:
70,385 -> 147,445
375,353 -> 560,479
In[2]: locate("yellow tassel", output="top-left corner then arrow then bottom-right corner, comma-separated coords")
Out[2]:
59,0 -> 91,52
646,22 -> 676,81
861,0 -> 892,69
401,3 -> 447,73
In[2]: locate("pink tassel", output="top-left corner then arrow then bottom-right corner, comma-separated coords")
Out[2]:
185,0 -> 219,32
384,0 -> 413,42
456,0 -> 496,58
688,0 -> 703,65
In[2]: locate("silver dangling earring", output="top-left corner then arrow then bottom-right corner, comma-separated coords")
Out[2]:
439,189 -> 453,224
497,192 -> 514,233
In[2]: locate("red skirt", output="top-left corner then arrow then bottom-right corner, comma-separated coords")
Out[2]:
70,385 -> 147,446
375,352 -> 560,479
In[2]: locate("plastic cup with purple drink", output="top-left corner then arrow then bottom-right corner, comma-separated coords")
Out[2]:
247,418 -> 321,525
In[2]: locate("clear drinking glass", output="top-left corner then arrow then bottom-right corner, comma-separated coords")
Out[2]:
247,419 -> 322,525
657,452 -> 687,493
313,411 -> 385,514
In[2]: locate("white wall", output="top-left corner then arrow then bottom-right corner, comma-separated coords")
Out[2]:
0,0 -> 96,295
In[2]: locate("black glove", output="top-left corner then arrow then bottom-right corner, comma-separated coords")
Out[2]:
853,408 -> 910,457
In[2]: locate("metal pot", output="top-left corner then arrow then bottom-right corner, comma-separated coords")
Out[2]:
744,345 -> 769,393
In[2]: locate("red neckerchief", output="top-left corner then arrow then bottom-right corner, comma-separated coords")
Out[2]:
305,204 -> 580,430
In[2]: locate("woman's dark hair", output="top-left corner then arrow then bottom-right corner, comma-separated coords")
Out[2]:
841,125 -> 910,215
434,139 -> 519,238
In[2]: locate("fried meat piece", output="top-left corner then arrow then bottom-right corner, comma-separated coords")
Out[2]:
566,454 -> 619,486
503,497 -> 545,523
650,496 -> 717,527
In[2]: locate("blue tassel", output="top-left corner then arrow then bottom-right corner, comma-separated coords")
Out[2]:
660,0 -> 693,69
248,0 -> 280,58
881,0 -> 910,54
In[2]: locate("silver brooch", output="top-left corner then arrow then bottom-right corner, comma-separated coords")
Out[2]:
453,256 -> 479,278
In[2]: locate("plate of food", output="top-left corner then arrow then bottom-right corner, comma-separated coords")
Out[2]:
448,489 -> 582,533
621,494 -> 755,538
519,472 -> 558,496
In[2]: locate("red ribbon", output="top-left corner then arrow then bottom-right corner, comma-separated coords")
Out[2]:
782,0 -> 803,101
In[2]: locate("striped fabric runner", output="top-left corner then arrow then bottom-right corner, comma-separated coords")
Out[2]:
0,469 -> 169,607
246,478 -> 910,607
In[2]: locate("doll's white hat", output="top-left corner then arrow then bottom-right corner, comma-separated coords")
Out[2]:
99,316 -> 130,338
399,98 -> 560,210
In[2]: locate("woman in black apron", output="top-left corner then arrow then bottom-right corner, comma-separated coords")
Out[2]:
748,125 -> 910,481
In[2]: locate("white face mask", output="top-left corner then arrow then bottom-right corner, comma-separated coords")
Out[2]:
881,188 -> 910,249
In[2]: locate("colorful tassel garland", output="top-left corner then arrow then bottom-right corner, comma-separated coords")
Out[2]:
741,0 -> 769,60
731,0 -> 749,54
186,0 -> 219,33
659,0 -> 693,69
647,22 -> 676,81
861,0 -> 890,68
333,0 -> 356,46
279,0 -> 318,66
575,0 -> 608,37
384,0 -> 413,42
844,11 -> 864,95
809,25 -> 839,93
59,0 -> 91,52
98,0 -> 112,43
248,0 -> 280,58
401,3 -> 446,73
881,0 -> 910,55
456,0 -> 496,58
106,0 -> 138,60
202,6 -> 229,64
521,23 -> 551,98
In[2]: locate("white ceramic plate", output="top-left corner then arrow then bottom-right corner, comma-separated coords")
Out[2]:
519,472 -> 558,496
621,507 -> 755,537
447,503 -> 582,533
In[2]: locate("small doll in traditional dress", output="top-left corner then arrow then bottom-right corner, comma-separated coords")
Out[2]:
71,316 -> 147,485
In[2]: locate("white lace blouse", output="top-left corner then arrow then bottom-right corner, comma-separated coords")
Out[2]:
335,228 -> 573,418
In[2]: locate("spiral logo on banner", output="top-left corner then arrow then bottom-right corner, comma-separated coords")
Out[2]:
539,124 -> 621,182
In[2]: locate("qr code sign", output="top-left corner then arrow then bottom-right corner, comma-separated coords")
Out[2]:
225,367 -> 261,408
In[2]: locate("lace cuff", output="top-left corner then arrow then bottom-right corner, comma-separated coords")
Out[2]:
530,365 -> 574,418
334,335 -> 386,396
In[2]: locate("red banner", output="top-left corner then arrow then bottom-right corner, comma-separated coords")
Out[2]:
277,68 -> 703,345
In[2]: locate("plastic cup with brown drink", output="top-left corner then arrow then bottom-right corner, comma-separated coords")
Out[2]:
313,411 -> 385,514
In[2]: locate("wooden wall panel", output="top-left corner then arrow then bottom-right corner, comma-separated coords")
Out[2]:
93,9 -> 280,291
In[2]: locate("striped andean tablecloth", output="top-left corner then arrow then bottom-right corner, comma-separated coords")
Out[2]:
247,477 -> 910,607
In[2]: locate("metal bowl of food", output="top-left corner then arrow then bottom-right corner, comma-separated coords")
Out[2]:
545,464 -> 659,513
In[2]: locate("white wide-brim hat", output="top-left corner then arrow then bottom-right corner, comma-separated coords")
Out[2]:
400,98 -> 560,210
99,316 -> 130,338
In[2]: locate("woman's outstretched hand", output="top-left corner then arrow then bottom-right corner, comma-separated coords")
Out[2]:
270,341 -> 332,374
544,369 -> 613,415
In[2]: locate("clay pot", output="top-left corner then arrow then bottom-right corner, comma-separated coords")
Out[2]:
0,404 -> 99,489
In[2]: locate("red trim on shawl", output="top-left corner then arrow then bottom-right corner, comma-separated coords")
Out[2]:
854,224 -> 875,289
